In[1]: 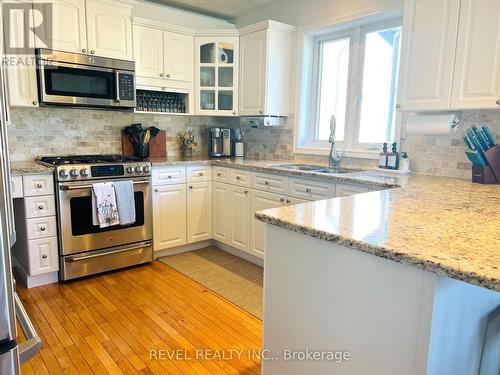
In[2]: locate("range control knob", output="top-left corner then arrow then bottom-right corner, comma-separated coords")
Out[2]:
59,169 -> 68,178
69,169 -> 79,177
135,166 -> 143,173
80,168 -> 89,177
143,166 -> 151,173
126,166 -> 135,174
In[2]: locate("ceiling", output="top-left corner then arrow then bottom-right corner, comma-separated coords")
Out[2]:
146,0 -> 283,20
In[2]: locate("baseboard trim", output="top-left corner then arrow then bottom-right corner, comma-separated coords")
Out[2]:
12,256 -> 58,288
155,240 -> 264,267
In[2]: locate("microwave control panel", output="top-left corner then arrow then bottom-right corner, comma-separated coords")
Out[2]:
118,73 -> 134,101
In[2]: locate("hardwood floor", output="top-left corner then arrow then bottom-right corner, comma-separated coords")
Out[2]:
17,261 -> 263,374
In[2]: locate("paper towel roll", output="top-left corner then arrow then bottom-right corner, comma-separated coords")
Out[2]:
406,114 -> 460,135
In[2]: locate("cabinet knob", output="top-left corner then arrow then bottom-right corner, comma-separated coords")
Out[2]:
496,99 -> 500,105
286,199 -> 291,204
40,226 -> 46,231
42,254 -> 47,259
167,175 -> 172,179
232,111 -> 236,115
188,185 -> 193,189
159,73 -> 164,77
305,187 -> 311,193
244,190 -> 248,194
36,183 -> 42,188
90,50 -> 95,55
32,100 -> 38,105
82,48 -> 87,53
38,205 -> 44,210
236,176 -> 241,180
280,197 -> 285,202
217,172 -> 222,177
153,188 -> 158,192
198,172 -> 203,176
259,110 -> 263,114
264,181 -> 270,185
162,87 -> 166,91
166,73 -> 170,78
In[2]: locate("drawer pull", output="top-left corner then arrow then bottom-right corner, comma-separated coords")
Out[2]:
36,183 -> 42,189
167,175 -> 172,179
264,181 -> 270,185
217,172 -> 222,177
198,172 -> 204,176
280,197 -> 285,202
305,187 -> 312,193
286,199 -> 291,204
244,190 -> 249,194
188,185 -> 193,189
236,176 -> 241,180
37,205 -> 44,210
153,188 -> 158,192
39,226 -> 46,231
41,254 -> 47,259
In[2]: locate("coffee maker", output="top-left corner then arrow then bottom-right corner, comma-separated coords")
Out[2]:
209,127 -> 232,157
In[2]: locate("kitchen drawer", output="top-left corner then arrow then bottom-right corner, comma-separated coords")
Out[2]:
335,183 -> 369,197
24,195 -> 56,218
23,174 -> 54,197
186,165 -> 211,182
252,173 -> 288,194
213,167 -> 231,183
28,237 -> 58,275
10,176 -> 23,198
153,166 -> 186,185
288,177 -> 335,201
26,216 -> 57,239
230,169 -> 251,187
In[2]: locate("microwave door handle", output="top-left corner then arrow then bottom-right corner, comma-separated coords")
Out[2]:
115,71 -> 120,101
14,293 -> 42,364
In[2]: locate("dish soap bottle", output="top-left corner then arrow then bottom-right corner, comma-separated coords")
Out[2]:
378,143 -> 389,169
387,142 -> 400,170
400,152 -> 410,172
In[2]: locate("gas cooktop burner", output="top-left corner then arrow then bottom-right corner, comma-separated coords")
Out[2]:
39,154 -> 144,165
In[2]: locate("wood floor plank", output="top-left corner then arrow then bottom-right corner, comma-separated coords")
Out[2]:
18,261 -> 262,374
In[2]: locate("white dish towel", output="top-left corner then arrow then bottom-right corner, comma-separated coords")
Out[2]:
92,182 -> 119,228
114,180 -> 136,225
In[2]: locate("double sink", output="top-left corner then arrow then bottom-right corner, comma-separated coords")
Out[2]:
267,163 -> 361,175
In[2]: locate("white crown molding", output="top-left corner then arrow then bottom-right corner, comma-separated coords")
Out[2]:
238,20 -> 296,36
132,17 -> 196,35
193,28 -> 239,37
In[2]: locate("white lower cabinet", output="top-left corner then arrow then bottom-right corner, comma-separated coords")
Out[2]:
229,186 -> 250,251
28,237 -> 58,276
249,190 -> 284,258
153,183 -> 187,250
335,183 -> 369,197
212,182 -> 231,243
186,181 -> 212,243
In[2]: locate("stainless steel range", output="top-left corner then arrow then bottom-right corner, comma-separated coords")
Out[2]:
38,155 -> 153,281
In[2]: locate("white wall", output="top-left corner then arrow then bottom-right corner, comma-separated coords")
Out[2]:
133,0 -> 235,29
234,0 -> 403,27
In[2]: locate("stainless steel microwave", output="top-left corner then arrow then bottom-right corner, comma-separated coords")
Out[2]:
36,49 -> 135,109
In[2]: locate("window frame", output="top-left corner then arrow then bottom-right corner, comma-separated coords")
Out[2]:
294,13 -> 403,159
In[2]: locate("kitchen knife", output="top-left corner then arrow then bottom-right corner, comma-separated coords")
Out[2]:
465,151 -> 487,167
467,130 -> 484,154
463,136 -> 475,151
482,126 -> 496,146
476,130 -> 491,150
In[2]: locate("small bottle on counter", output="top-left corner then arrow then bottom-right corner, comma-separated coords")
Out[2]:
387,142 -> 400,170
378,143 -> 389,169
399,152 -> 410,172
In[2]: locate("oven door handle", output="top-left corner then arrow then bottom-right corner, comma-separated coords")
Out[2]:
59,179 -> 150,190
65,241 -> 152,262
14,293 -> 42,364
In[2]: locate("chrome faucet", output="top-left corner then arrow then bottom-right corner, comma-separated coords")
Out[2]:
328,115 -> 344,167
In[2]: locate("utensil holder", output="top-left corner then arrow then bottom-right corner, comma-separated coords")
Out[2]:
134,143 -> 149,159
483,145 -> 500,181
472,145 -> 500,184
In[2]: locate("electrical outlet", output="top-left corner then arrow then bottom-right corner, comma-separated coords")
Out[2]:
186,127 -> 193,132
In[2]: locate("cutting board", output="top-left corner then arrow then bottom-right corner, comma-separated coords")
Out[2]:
122,130 -> 167,158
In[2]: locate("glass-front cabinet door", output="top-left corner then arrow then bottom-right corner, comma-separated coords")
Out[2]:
195,37 -> 239,115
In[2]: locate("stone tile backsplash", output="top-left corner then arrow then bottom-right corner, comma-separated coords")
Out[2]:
7,108 -> 500,179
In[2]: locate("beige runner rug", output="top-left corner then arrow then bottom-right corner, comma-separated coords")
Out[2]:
159,247 -> 263,319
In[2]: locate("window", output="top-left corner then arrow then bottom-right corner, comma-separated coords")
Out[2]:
298,18 -> 402,156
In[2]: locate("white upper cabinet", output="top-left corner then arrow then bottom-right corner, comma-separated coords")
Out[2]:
133,24 -> 164,79
239,21 -> 295,116
195,36 -> 239,116
164,31 -> 193,83
451,0 -> 500,109
85,0 -> 134,60
132,22 -> 194,88
38,0 -> 87,54
398,0 -> 460,110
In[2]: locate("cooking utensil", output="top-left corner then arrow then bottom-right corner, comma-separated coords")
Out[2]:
482,126 -> 496,147
144,129 -> 151,145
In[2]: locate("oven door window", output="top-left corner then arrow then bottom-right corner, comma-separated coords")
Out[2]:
43,66 -> 116,99
70,192 -> 144,235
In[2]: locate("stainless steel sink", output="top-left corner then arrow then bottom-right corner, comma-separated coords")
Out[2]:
268,163 -> 360,174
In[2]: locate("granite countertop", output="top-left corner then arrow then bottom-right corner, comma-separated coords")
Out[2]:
256,174 -> 500,292
10,161 -> 53,175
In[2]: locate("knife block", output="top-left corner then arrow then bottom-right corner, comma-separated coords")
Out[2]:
121,130 -> 166,159
472,145 -> 500,184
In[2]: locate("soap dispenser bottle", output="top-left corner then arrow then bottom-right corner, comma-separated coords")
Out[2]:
378,143 -> 389,169
387,142 -> 400,170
